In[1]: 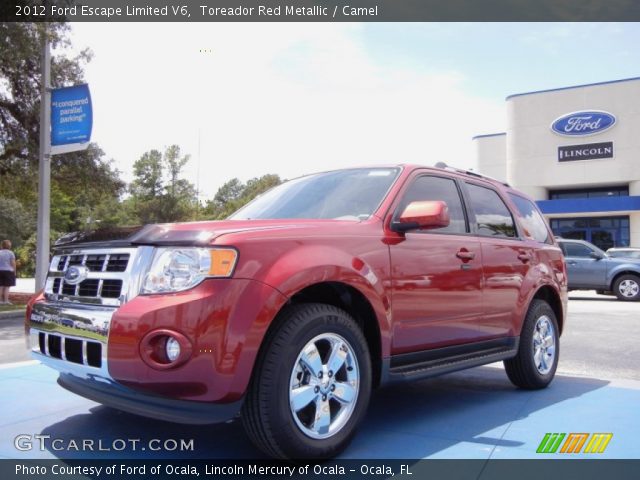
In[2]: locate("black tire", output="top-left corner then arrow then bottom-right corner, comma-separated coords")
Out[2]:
613,274 -> 640,301
504,299 -> 559,390
241,303 -> 372,459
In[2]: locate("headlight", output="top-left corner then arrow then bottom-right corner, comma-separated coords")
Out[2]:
141,247 -> 238,294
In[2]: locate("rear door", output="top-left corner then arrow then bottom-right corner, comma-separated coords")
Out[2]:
463,182 -> 530,338
388,173 -> 485,353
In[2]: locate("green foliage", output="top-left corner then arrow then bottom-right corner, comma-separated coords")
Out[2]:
204,174 -> 282,220
0,22 -> 126,257
130,149 -> 163,199
0,23 -> 92,175
129,145 -> 198,224
0,197 -> 34,245
14,229 -> 63,278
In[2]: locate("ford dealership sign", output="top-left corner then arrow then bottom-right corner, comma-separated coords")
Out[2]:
551,111 -> 616,137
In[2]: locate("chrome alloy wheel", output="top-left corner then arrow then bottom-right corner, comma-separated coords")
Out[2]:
289,333 -> 360,440
618,279 -> 640,298
532,315 -> 556,375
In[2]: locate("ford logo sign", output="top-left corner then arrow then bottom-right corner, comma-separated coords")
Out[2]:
551,111 -> 616,137
64,265 -> 89,285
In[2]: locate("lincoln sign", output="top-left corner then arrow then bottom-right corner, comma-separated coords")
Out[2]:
558,142 -> 614,162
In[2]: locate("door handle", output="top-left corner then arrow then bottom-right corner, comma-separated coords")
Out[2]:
517,251 -> 532,263
456,249 -> 476,261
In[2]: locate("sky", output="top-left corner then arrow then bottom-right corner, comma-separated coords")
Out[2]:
68,22 -> 640,201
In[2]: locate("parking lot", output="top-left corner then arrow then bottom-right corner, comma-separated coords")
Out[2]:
0,290 -> 638,460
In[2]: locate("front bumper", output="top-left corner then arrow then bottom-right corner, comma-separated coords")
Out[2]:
58,372 -> 242,424
27,291 -> 242,424
28,277 -> 288,409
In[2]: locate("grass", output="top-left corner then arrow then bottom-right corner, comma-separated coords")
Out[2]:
0,303 -> 26,312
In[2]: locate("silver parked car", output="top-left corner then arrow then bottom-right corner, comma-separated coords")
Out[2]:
558,239 -> 640,301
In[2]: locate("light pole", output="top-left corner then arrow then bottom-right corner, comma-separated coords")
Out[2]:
35,26 -> 51,291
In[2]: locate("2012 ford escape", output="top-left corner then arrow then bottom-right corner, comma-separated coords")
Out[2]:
26,164 -> 567,459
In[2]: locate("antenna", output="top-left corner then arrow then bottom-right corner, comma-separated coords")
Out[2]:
196,128 -> 201,219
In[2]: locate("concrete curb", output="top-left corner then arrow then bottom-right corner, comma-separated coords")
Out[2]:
0,309 -> 25,320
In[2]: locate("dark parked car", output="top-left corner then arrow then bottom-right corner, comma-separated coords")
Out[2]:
558,238 -> 640,301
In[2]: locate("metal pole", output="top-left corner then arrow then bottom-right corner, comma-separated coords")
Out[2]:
35,26 -> 51,291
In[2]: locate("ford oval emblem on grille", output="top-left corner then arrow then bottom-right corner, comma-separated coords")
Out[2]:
64,265 -> 89,285
551,110 -> 616,137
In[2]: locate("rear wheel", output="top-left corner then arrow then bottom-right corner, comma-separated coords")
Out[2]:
504,299 -> 559,389
613,274 -> 640,301
241,303 -> 372,459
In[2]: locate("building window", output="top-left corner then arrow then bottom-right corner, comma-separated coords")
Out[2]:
549,186 -> 628,200
550,216 -> 630,250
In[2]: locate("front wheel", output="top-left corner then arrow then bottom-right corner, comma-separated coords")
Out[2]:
613,274 -> 640,301
504,299 -> 559,389
241,303 -> 372,459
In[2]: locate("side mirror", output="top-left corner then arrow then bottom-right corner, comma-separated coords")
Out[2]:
392,200 -> 450,232
589,251 -> 604,260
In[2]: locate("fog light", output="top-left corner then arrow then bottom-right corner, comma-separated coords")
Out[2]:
166,337 -> 181,362
140,329 -> 192,370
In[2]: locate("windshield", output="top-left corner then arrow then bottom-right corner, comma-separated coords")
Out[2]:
230,168 -> 400,221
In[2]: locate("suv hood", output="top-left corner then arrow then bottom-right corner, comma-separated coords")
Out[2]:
54,219 -> 366,250
609,255 -> 640,265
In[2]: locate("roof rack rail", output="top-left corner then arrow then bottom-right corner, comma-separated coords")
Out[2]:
433,162 -> 510,187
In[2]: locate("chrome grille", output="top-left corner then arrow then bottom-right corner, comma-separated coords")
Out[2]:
101,279 -> 123,298
45,247 -> 140,307
31,246 -> 155,382
105,254 -> 129,272
51,278 -> 123,298
55,253 -> 130,272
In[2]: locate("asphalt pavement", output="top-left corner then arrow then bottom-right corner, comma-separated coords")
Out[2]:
0,312 -> 29,365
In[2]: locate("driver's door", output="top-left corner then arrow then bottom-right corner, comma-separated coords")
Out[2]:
388,174 -> 485,354
562,241 -> 607,288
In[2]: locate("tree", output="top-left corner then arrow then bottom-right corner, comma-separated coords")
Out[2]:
0,23 -> 92,175
0,23 -> 126,249
0,197 -> 34,244
129,145 -> 198,224
130,150 -> 163,200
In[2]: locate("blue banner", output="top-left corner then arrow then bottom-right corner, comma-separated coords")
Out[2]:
50,84 -> 93,147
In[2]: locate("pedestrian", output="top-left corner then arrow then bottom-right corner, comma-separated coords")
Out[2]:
0,239 -> 17,305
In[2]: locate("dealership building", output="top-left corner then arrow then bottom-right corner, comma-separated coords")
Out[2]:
474,76 -> 640,250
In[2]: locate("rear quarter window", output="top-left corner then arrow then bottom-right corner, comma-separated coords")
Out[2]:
508,193 -> 551,244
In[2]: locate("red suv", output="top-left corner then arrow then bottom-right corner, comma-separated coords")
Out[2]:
27,164 -> 567,459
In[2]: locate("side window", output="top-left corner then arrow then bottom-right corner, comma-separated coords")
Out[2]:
508,193 -> 551,244
563,242 -> 594,258
465,183 -> 517,238
397,175 -> 467,234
